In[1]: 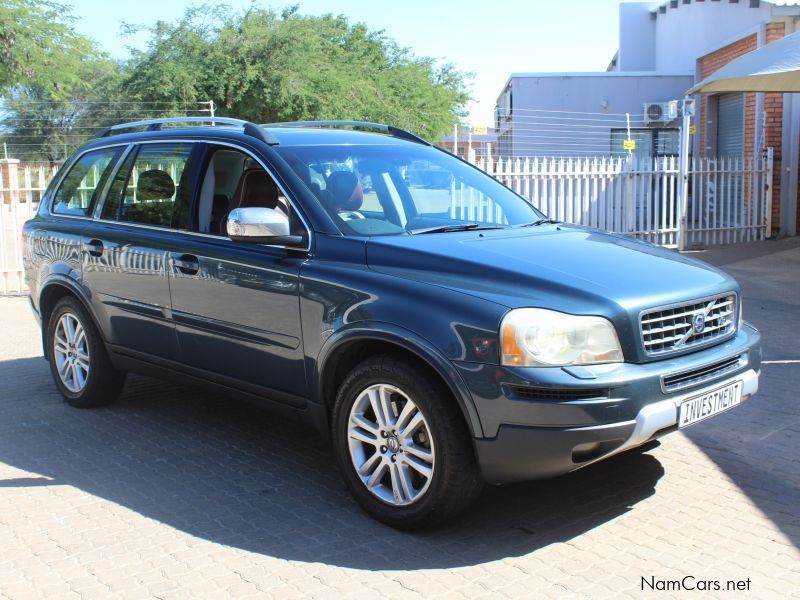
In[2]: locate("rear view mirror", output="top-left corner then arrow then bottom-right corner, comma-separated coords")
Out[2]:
227,207 -> 305,247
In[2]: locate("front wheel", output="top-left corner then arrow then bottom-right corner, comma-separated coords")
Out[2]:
332,354 -> 482,529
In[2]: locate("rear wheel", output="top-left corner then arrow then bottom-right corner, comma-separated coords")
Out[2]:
45,296 -> 125,408
332,354 -> 482,529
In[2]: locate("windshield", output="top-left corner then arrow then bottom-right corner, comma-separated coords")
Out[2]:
277,143 -> 543,236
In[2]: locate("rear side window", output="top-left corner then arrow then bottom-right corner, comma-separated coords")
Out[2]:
51,147 -> 123,216
101,143 -> 196,229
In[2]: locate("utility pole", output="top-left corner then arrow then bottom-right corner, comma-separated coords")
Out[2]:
453,124 -> 458,155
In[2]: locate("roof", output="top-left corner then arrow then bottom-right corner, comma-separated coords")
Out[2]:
497,71 -> 694,102
649,0 -> 800,17
266,126 -> 414,146
506,71 -> 693,79
85,122 -> 422,151
688,29 -> 800,93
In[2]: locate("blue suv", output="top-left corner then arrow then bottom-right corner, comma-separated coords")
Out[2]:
23,118 -> 761,528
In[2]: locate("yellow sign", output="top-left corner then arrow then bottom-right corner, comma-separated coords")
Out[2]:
623,139 -> 636,151
471,126 -> 488,135
689,124 -> 697,135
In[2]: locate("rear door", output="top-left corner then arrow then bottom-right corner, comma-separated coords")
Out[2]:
84,141 -> 201,361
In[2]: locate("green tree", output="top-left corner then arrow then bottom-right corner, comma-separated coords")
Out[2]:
0,0 -> 95,94
123,4 -> 470,140
1,57 -> 125,161
0,0 -> 133,160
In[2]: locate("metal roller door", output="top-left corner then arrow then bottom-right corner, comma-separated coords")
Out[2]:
717,93 -> 744,157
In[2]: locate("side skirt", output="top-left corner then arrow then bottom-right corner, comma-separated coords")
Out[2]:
107,344 -> 329,437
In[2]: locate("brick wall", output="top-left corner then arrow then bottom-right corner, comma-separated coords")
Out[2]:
698,34 -> 757,159
764,23 -> 785,231
697,23 -> 785,233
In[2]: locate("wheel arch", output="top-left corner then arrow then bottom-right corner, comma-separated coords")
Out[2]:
38,278 -> 104,358
315,324 -> 484,438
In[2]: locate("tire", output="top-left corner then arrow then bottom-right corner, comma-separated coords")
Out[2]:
332,354 -> 483,529
45,296 -> 125,408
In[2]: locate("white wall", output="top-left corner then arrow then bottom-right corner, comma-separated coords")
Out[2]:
506,73 -> 694,157
618,2 -> 658,71
653,1 -> 772,72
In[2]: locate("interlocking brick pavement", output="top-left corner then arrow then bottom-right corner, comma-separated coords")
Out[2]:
0,238 -> 798,599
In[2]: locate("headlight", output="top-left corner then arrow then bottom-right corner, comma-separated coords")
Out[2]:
500,308 -> 623,367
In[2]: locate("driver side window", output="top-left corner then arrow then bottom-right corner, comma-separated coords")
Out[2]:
197,147 -> 301,237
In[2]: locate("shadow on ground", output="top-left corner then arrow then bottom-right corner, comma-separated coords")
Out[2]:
0,355 -> 664,570
684,237 -> 800,549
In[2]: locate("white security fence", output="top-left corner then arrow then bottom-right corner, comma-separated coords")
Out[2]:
1,161 -> 58,294
0,150 -> 774,294
474,149 -> 773,249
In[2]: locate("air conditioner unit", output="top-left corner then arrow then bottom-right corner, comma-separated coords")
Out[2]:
644,101 -> 678,125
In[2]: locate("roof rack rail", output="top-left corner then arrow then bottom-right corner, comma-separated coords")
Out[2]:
261,120 -> 431,146
94,117 -> 280,145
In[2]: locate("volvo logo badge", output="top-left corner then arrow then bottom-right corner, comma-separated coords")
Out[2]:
692,312 -> 706,333
387,436 -> 400,453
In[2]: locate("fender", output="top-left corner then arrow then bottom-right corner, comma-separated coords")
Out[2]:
38,273 -> 106,355
313,322 -> 485,438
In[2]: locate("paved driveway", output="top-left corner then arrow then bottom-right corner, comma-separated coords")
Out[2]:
0,239 -> 798,599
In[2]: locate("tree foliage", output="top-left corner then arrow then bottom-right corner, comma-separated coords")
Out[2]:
0,0 -> 131,160
1,2 -> 470,160
123,5 -> 470,139
0,0 -> 96,94
1,58 -> 124,161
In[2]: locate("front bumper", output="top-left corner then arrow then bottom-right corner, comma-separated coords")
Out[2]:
458,323 -> 761,484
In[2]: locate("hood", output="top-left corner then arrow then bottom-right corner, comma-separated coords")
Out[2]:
365,224 -> 737,316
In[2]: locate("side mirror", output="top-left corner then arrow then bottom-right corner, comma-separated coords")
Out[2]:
227,207 -> 306,247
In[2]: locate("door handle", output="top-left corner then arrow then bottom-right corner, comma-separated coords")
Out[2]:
83,239 -> 104,257
171,253 -> 199,275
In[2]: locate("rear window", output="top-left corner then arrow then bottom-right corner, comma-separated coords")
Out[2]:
101,143 -> 196,229
51,147 -> 123,217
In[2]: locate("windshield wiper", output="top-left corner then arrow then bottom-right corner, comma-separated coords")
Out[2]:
518,218 -> 560,228
409,223 -> 510,235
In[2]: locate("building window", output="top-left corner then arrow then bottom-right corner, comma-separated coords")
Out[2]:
610,128 -> 680,158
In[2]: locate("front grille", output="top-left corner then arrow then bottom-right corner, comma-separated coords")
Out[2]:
640,293 -> 737,356
662,353 -> 745,393
507,385 -> 609,401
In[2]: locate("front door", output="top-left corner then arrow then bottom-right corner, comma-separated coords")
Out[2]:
168,146 -> 308,402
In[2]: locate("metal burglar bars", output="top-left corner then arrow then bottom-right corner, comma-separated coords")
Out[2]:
473,149 -> 773,249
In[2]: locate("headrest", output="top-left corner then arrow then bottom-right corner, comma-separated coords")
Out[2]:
136,170 -> 175,202
327,171 -> 363,211
235,169 -> 279,209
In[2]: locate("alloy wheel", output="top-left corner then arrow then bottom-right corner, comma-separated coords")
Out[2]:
53,312 -> 90,393
347,383 -> 436,506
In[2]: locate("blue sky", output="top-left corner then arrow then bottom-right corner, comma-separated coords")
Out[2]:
65,0 -> 630,124
61,0 -> 795,125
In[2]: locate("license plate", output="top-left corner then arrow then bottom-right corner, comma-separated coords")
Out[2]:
678,380 -> 743,429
